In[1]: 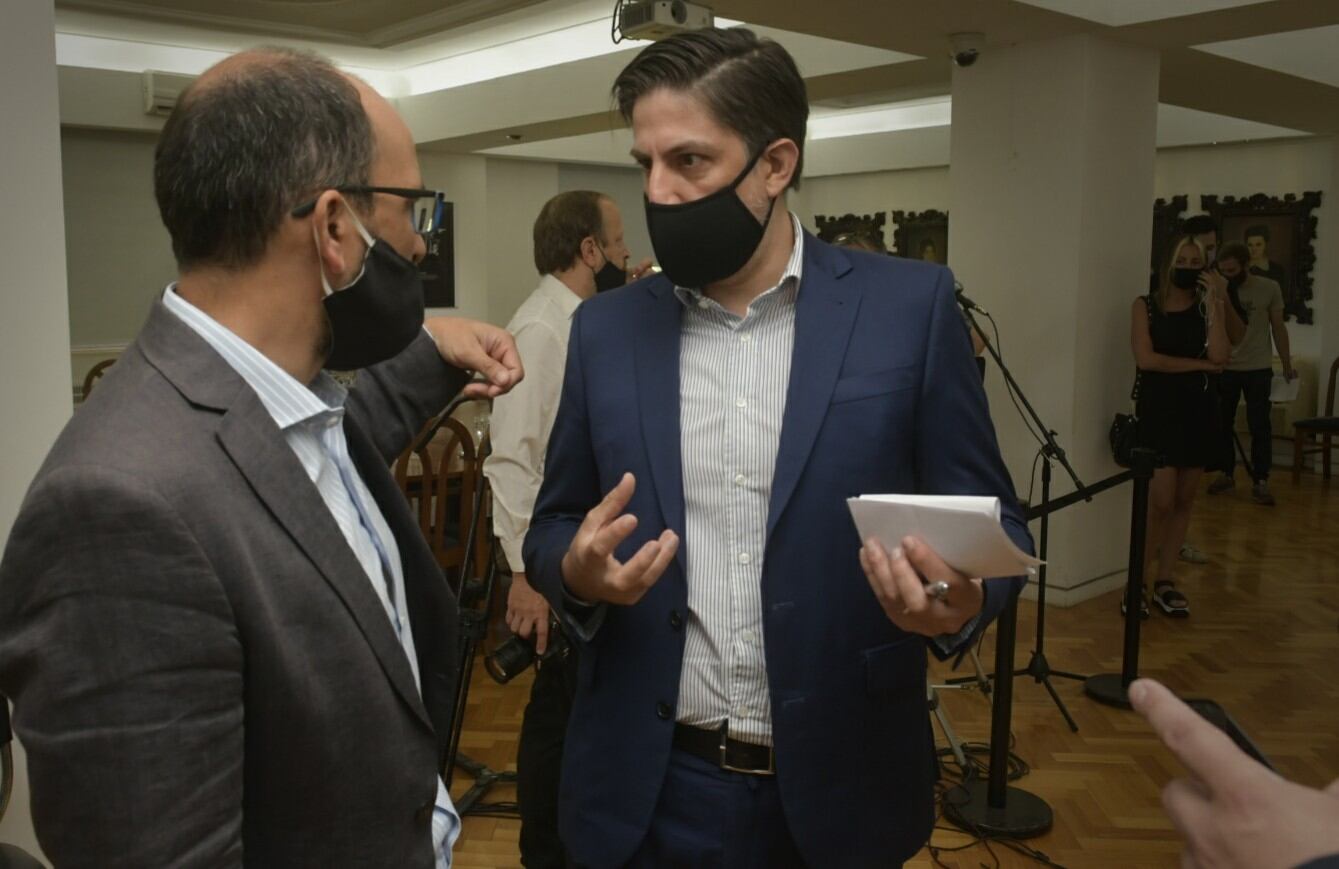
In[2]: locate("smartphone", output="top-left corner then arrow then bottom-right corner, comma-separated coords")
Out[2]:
1185,698 -> 1275,772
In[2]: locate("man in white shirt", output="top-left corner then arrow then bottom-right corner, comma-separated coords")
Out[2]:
484,190 -> 647,868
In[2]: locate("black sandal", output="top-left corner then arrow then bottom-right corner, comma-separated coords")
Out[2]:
1152,580 -> 1189,617
1120,585 -> 1150,620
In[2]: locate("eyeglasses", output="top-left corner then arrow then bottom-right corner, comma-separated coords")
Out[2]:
291,186 -> 445,242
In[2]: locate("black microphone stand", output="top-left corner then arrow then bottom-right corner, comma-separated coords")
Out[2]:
955,293 -> 1091,731
945,293 -> 1076,837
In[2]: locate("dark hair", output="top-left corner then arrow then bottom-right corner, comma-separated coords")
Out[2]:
1217,240 -> 1250,269
612,28 -> 808,190
154,48 -> 374,271
533,191 -> 609,275
1183,214 -> 1219,240
1244,224 -> 1270,243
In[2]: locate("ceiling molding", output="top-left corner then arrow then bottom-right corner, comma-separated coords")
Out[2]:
1115,0 -> 1339,49
55,0 -> 369,45
363,0 -> 546,47
1159,47 -> 1339,135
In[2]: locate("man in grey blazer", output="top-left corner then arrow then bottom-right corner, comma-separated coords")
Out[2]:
0,49 -> 521,866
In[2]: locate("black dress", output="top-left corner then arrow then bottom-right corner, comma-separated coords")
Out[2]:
1135,297 -> 1219,469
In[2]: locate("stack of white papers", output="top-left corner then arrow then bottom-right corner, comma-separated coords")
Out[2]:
847,494 -> 1041,579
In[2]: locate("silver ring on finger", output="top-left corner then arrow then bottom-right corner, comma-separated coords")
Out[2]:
926,581 -> 950,604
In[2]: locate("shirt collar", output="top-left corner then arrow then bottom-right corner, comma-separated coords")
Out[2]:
161,284 -> 346,431
674,212 -> 805,310
538,273 -> 584,320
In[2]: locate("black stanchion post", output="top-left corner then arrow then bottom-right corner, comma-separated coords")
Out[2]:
944,588 -> 1053,836
1084,447 -> 1156,708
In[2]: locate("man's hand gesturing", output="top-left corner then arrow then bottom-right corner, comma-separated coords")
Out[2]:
560,473 -> 679,606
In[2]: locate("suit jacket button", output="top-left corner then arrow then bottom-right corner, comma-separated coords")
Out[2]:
669,609 -> 683,631
416,801 -> 434,827
656,701 -> 672,720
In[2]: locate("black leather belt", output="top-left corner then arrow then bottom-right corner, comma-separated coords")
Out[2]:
672,723 -> 775,775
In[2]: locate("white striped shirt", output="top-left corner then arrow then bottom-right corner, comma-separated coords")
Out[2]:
161,286 -> 460,867
673,214 -> 805,746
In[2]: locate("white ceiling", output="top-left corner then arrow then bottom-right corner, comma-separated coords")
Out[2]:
1198,24 -> 1339,89
481,101 -> 1307,176
1014,0 -> 1262,28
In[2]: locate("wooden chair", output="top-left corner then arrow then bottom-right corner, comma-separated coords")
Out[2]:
393,412 -> 480,583
1292,356 -> 1339,483
80,358 -> 115,400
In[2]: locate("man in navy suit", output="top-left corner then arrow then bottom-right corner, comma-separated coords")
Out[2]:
524,28 -> 1031,868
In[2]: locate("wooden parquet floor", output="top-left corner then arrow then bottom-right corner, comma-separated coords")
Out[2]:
450,474 -> 1339,868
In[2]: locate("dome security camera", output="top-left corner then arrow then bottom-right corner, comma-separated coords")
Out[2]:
950,32 -> 985,68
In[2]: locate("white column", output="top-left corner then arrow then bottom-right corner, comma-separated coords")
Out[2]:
0,0 -> 69,860
949,34 -> 1160,605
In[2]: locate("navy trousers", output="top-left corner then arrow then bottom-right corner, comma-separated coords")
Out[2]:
620,748 -> 809,869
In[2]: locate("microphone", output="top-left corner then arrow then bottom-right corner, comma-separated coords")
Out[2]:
954,282 -> 988,315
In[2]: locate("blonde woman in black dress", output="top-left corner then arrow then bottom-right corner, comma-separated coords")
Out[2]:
1130,236 -> 1231,617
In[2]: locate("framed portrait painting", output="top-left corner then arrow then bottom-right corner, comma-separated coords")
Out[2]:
1201,192 -> 1322,324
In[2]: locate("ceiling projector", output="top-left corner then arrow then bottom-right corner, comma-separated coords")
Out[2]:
618,0 -> 714,40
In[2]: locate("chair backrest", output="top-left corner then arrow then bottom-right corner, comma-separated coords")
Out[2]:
1325,356 -> 1339,417
81,358 -> 115,401
427,416 -> 478,576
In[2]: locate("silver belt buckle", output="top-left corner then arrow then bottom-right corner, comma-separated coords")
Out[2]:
718,730 -> 775,776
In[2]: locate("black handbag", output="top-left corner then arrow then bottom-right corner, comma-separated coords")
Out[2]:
1110,297 -> 1149,467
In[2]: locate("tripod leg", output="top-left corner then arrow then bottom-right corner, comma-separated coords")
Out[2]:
1040,674 -> 1079,732
928,683 -> 968,769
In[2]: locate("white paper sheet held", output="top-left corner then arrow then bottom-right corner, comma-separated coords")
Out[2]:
1269,374 -> 1300,403
847,494 -> 1041,579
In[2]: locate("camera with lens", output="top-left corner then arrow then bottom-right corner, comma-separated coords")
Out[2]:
485,619 -> 569,684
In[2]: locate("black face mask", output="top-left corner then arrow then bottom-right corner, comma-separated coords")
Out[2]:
644,149 -> 776,288
1170,267 -> 1202,291
319,205 -> 425,370
593,247 -> 626,293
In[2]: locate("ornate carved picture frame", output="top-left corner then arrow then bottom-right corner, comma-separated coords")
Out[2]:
815,211 -> 888,252
1201,192 -> 1322,324
891,209 -> 948,264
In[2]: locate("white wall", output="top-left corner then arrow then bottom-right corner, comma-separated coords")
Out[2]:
484,157 -> 560,325
61,128 -> 175,351
1,1 -> 67,861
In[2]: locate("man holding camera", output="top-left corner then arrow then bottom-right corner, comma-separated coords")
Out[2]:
524,28 -> 1030,868
484,190 -> 648,868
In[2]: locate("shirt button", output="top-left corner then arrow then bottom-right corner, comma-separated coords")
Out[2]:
740,334 -> 751,344
734,705 -> 750,718
656,701 -> 673,720
735,397 -> 747,409
738,552 -> 751,565
669,609 -> 684,631
734,473 -> 747,486
697,298 -> 710,309
740,629 -> 755,644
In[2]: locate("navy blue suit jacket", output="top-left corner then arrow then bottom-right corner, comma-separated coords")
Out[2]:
524,233 -> 1032,868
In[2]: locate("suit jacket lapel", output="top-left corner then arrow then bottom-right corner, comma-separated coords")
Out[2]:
767,237 -> 860,538
137,300 -> 433,732
635,280 -> 687,567
215,400 -> 434,731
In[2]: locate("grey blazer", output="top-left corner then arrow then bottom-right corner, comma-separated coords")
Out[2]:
0,301 -> 469,867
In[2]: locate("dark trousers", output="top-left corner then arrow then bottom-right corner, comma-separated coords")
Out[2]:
1219,368 -> 1274,481
622,748 -> 809,869
517,644 -> 578,869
